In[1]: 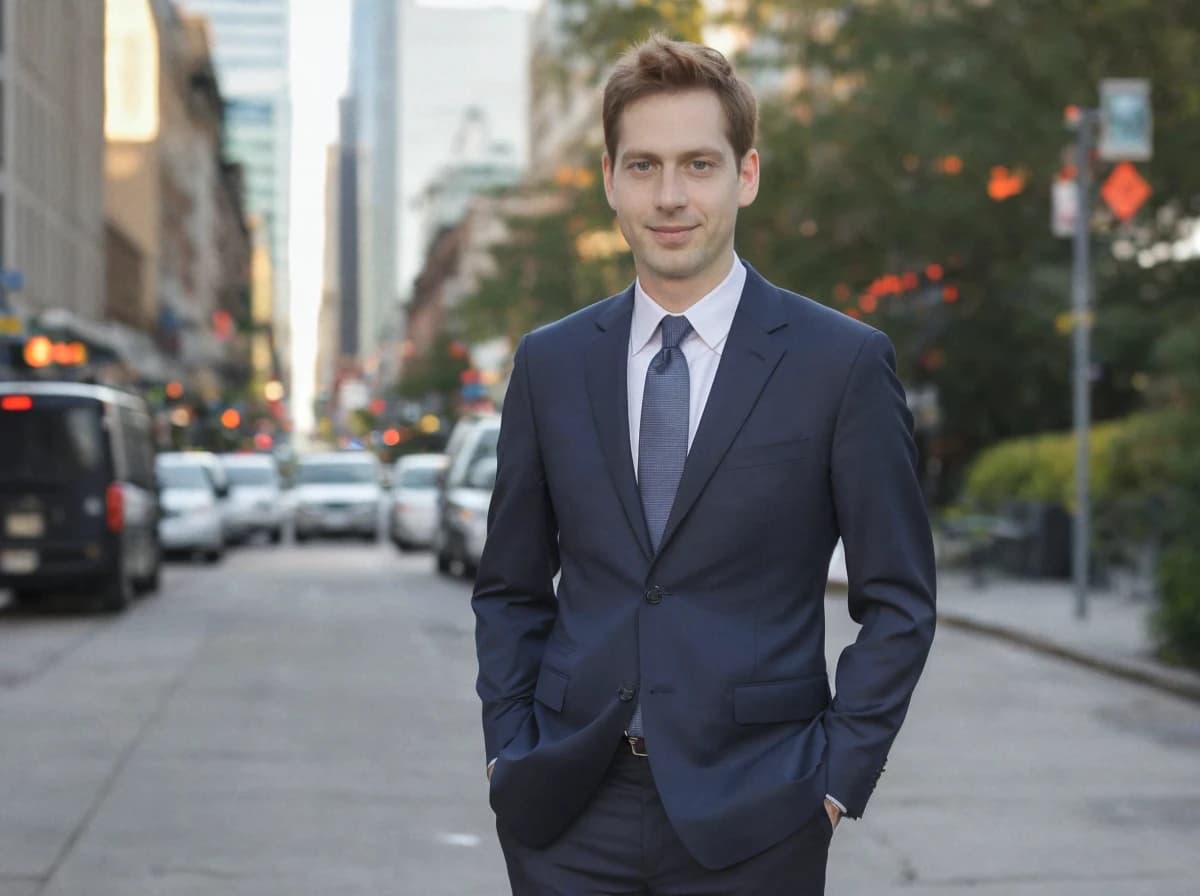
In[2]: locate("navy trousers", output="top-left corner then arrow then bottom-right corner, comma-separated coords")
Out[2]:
497,745 -> 832,895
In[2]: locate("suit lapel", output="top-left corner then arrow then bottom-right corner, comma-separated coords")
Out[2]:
653,266 -> 789,561
585,289 -> 653,562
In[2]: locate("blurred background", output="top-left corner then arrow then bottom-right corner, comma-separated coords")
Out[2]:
1,1 -> 1199,894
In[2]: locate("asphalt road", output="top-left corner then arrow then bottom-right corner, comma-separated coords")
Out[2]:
1,539 -> 1197,895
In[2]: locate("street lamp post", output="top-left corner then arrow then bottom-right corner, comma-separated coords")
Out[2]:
1068,108 -> 1098,621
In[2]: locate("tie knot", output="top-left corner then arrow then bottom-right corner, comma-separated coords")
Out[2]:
659,315 -> 692,351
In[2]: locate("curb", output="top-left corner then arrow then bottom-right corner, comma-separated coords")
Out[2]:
938,609 -> 1200,705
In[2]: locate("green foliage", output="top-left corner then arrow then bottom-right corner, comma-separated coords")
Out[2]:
961,415 -> 1156,510
737,0 -> 1200,480
395,333 -> 470,414
459,176 -> 636,342
1145,311 -> 1200,665
556,0 -> 708,81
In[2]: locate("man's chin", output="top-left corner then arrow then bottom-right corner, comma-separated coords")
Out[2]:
639,250 -> 707,283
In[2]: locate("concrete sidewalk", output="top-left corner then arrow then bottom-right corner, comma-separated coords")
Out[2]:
935,569 -> 1200,703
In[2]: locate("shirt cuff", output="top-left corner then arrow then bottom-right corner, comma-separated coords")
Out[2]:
825,794 -> 847,815
487,757 -> 497,775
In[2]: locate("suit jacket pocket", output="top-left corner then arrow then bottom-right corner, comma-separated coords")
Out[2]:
722,436 -> 810,472
734,675 -> 830,724
534,664 -> 569,712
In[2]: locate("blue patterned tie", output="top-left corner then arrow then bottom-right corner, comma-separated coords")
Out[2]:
628,314 -> 692,739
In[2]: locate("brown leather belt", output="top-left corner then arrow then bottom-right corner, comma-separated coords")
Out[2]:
625,735 -> 648,757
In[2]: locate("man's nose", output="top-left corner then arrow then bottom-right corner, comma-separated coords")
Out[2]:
655,170 -> 687,211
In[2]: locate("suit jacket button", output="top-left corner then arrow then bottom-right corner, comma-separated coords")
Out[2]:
644,586 -> 663,605
618,686 -> 636,702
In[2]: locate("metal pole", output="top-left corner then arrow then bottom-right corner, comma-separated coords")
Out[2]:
1071,112 -> 1094,620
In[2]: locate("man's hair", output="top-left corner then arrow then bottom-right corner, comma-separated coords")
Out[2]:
603,34 -> 758,163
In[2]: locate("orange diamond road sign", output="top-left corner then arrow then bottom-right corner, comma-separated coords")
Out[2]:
1101,162 -> 1151,221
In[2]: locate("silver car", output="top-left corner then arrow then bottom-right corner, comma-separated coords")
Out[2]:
388,453 -> 447,551
156,454 -> 225,563
292,452 -> 384,542
222,454 -> 287,544
434,416 -> 500,576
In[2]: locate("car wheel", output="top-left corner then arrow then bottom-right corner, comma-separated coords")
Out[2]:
138,536 -> 163,593
295,531 -> 310,544
204,547 -> 224,564
436,549 -> 453,574
134,552 -> 161,595
269,528 -> 283,545
98,564 -> 133,613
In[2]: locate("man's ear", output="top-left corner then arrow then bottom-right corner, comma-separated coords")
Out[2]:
738,148 -> 761,208
602,152 -> 617,211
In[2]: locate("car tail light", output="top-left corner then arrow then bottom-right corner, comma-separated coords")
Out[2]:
1,395 -> 33,411
106,483 -> 125,532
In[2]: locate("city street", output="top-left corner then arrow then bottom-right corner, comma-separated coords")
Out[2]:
1,542 -> 1197,896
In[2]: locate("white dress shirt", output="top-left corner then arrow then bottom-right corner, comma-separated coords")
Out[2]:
627,257 -> 746,468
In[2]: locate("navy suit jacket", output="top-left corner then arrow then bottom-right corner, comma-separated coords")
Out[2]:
473,264 -> 936,870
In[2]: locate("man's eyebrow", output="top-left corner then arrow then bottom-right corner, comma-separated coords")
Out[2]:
618,146 -> 726,164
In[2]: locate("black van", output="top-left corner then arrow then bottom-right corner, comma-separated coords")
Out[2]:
0,381 -> 161,611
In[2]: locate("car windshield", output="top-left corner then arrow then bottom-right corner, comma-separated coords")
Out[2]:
226,465 -> 275,486
473,428 -> 500,459
398,466 -> 441,489
157,464 -> 211,490
297,462 -> 377,485
0,404 -> 104,482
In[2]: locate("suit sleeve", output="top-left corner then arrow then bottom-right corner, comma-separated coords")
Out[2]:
825,329 -> 936,818
472,335 -> 561,762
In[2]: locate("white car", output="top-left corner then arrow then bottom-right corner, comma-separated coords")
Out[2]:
156,454 -> 225,562
434,416 -> 499,577
388,453 -> 447,551
292,451 -> 384,542
221,454 -> 287,544
176,450 -> 245,545
439,455 -> 495,577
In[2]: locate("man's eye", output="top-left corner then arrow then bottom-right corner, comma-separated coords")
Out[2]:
630,161 -> 653,172
691,160 -> 713,171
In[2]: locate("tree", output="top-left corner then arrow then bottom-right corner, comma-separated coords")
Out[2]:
735,0 -> 1200,492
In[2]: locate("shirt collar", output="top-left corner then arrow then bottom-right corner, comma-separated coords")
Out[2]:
630,256 -> 747,356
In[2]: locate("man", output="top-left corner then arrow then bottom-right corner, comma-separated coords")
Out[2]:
474,34 -> 936,895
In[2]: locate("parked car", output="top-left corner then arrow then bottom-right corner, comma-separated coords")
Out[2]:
221,453 -> 286,544
434,415 -> 500,576
0,381 -> 161,611
188,451 -> 245,544
388,453 -> 447,551
440,454 -> 496,578
155,453 -> 226,563
292,451 -> 384,542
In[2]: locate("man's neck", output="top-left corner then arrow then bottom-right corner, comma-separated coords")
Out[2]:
638,254 -> 737,314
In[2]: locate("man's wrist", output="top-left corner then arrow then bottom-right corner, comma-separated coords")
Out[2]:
824,794 -> 844,829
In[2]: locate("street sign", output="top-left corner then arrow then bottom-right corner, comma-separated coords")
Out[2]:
1101,162 -> 1152,221
0,315 -> 23,336
0,269 -> 23,292
1052,177 -> 1077,238
1099,79 -> 1152,161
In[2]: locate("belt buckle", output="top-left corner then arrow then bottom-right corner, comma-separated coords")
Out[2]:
627,735 -> 647,757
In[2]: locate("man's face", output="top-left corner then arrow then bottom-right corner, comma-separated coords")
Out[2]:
603,89 -> 759,299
